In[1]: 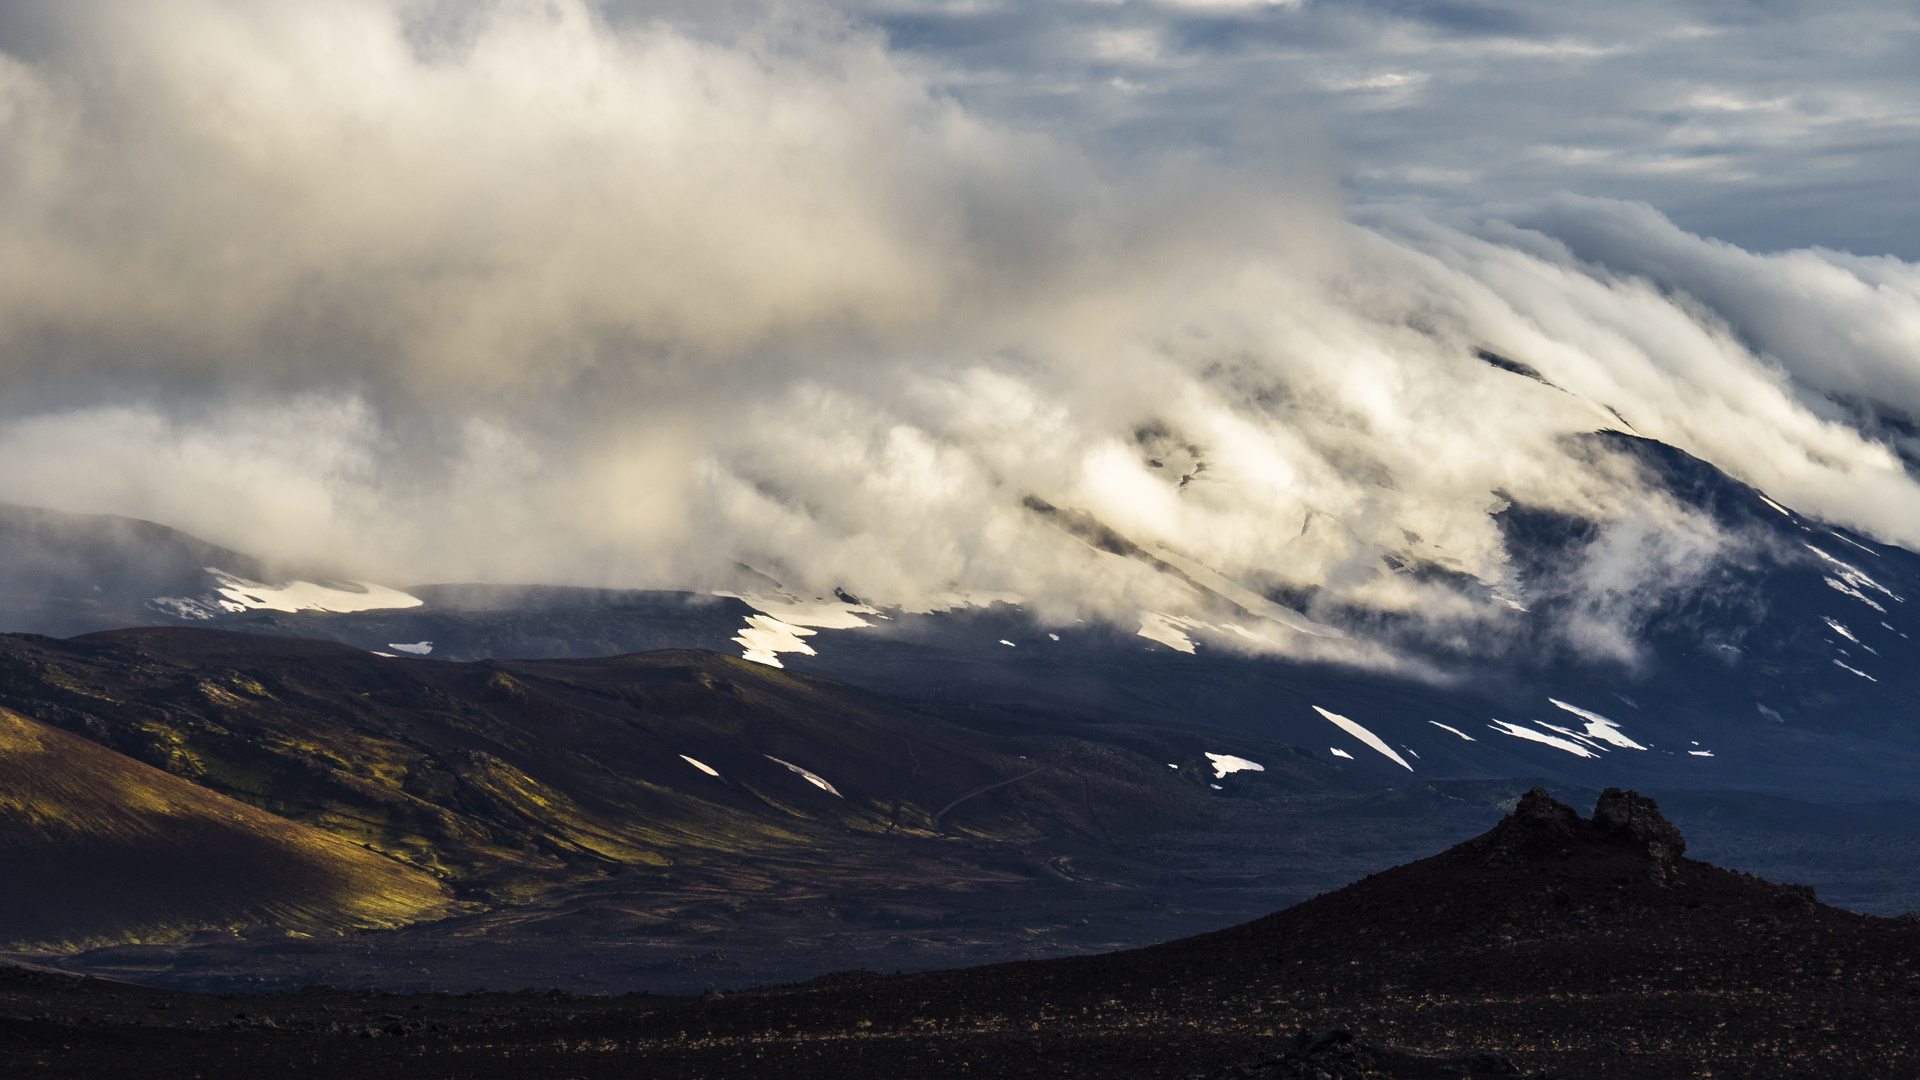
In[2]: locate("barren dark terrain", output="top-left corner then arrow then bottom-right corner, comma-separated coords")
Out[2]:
6,789 -> 1919,1078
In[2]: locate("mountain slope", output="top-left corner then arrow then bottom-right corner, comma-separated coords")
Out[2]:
0,627 -> 1238,909
0,707 -> 455,950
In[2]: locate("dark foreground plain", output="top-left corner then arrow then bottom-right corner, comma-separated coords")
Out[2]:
6,789 -> 1917,1079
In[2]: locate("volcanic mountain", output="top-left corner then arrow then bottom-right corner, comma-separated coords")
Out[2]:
1,625 -> 1314,975
5,789 -> 1915,1078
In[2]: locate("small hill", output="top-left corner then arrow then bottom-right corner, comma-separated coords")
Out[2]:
0,707 -> 456,950
598,787 -> 1920,1078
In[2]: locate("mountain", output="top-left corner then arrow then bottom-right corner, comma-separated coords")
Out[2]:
4,789 -> 1914,1078
6,430 -> 1920,986
0,706 -> 454,950
3,626 -> 1369,981
0,627 -> 1222,892
27,434 -> 1915,805
0,503 -> 419,638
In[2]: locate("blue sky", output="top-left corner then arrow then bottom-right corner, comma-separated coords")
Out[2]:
760,0 -> 1920,257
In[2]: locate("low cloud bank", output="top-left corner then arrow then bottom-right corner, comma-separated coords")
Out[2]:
0,1 -> 1915,670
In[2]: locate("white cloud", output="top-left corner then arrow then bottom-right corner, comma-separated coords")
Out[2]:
0,1 -> 1917,673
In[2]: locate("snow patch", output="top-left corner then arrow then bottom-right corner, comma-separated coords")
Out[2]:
1535,720 -> 1608,752
1688,750 -> 1715,757
1488,719 -> 1598,758
999,639 -> 1017,647
1205,752 -> 1264,778
1137,611 -> 1198,653
718,591 -> 882,667
680,755 -> 720,777
1833,659 -> 1878,682
733,614 -> 817,668
1330,747 -> 1354,759
1825,577 -> 1888,613
1312,706 -> 1413,771
1548,698 -> 1648,750
765,755 -> 842,797
1821,617 -> 1860,645
1806,546 -> 1901,602
387,641 -> 433,656
202,568 -> 423,614
1428,721 -> 1476,741
1830,533 -> 1880,557
1756,494 -> 1793,517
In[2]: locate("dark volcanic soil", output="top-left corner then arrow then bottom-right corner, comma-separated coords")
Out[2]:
5,788 -> 1918,1078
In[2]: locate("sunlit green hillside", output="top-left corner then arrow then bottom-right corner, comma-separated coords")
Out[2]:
0,706 -> 455,950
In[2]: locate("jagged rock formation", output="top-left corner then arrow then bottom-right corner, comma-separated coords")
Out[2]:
1475,785 -> 1686,882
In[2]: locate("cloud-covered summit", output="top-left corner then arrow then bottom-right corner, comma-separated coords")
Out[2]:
0,0 -> 1915,671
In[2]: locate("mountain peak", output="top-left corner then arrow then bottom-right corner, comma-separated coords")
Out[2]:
1472,785 -> 1685,883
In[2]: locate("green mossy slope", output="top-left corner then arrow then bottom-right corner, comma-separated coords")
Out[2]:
0,707 -> 456,950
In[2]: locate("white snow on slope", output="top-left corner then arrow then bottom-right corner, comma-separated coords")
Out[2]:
1205,752 -> 1264,778
1330,747 -> 1354,759
1822,617 -> 1860,645
1826,577 -> 1888,613
1688,750 -> 1715,757
1137,611 -> 1199,653
1805,546 -> 1902,602
204,568 -> 423,614
1833,659 -> 1878,682
1488,719 -> 1597,758
732,614 -> 818,668
1548,698 -> 1649,750
721,591 -> 881,667
1536,720 -> 1607,751
387,641 -> 433,656
765,755 -> 842,796
1830,533 -> 1880,558
1312,706 -> 1413,771
1428,721 -> 1476,741
1757,494 -> 1792,518
680,755 -> 720,777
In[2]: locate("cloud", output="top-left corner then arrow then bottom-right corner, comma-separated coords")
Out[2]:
0,0 -> 1917,673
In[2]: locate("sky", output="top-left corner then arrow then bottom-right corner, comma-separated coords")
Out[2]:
0,0 -> 1915,668
836,0 -> 1920,259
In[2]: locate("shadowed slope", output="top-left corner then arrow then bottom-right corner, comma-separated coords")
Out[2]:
580,788 -> 1920,1078
4,790 -> 1919,1078
0,708 -> 455,950
0,628 -> 1221,910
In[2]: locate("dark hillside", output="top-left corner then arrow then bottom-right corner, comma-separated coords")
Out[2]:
6,789 -> 1917,1078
